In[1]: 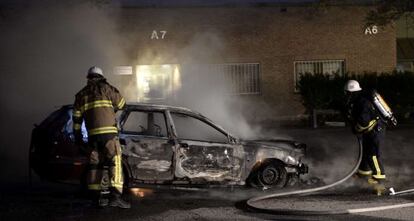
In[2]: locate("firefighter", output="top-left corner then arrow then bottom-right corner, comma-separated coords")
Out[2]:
344,80 -> 394,195
73,66 -> 130,208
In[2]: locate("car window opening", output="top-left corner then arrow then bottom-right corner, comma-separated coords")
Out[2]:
122,111 -> 168,138
65,109 -> 88,142
171,112 -> 228,144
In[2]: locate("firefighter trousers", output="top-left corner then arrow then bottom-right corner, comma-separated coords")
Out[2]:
87,135 -> 124,194
357,128 -> 386,180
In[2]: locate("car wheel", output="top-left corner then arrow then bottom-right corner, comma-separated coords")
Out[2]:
255,161 -> 288,189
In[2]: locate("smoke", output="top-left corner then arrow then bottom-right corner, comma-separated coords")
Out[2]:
170,33 -> 262,139
0,1 -> 128,184
281,128 -> 358,185
0,1 -> 273,187
117,29 -> 277,139
284,127 -> 414,191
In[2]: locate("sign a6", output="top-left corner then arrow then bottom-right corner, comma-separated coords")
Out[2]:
365,26 -> 378,35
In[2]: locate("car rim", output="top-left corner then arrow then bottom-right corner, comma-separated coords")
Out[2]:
262,167 -> 279,185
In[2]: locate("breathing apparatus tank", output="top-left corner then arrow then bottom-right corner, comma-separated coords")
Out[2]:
371,90 -> 397,126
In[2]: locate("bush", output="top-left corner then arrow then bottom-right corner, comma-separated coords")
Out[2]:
297,71 -> 414,122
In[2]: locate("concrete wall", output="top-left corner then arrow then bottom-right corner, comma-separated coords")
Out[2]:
113,6 -> 396,122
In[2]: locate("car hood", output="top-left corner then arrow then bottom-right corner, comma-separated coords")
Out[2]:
241,139 -> 306,154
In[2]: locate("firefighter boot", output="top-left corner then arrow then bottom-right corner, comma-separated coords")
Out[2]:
90,190 -> 109,208
98,173 -> 110,207
368,178 -> 386,196
97,191 -> 110,207
109,193 -> 131,209
98,196 -> 109,207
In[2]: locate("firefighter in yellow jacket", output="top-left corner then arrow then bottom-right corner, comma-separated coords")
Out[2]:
73,66 -> 130,208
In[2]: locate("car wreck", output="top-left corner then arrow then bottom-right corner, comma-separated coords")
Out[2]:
30,104 -> 308,189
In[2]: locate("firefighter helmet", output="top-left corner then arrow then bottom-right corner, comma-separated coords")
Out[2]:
344,80 -> 362,92
87,66 -> 104,77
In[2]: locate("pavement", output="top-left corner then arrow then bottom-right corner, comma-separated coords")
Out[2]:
1,126 -> 414,220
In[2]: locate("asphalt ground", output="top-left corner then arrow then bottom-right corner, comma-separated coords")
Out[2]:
1,126 -> 414,220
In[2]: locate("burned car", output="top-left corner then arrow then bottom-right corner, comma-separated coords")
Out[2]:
30,104 -> 307,189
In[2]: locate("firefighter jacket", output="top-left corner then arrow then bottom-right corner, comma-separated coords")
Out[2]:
72,78 -> 125,141
345,91 -> 381,134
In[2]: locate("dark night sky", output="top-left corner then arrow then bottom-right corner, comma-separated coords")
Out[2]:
117,0 -> 318,6
0,0 -> 375,7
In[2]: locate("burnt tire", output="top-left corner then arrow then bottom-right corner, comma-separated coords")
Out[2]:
254,161 -> 288,189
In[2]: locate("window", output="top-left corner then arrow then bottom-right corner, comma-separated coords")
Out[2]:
171,113 -> 228,143
122,111 -> 168,138
294,60 -> 345,90
397,60 -> 414,72
211,63 -> 261,95
135,64 -> 181,102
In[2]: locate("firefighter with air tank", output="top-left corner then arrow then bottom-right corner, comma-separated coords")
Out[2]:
344,80 -> 397,195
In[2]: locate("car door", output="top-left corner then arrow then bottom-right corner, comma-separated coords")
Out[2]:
30,107 -> 89,184
119,110 -> 174,182
169,112 -> 244,183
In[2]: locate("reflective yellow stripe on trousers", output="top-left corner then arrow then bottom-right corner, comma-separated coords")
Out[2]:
88,184 -> 102,190
111,154 -> 123,191
357,169 -> 373,176
372,155 -> 386,179
88,126 -> 118,136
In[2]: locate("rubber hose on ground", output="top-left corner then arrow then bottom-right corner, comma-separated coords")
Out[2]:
246,138 -> 414,215
246,137 -> 411,215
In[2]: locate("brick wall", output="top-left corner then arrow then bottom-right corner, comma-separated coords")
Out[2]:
114,6 -> 396,122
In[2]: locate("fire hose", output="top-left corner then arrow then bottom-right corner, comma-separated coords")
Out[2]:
246,138 -> 414,215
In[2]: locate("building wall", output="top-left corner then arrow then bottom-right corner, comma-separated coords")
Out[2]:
114,6 -> 396,122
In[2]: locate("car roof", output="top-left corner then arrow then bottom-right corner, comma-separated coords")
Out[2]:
61,103 -> 236,139
125,103 -> 195,113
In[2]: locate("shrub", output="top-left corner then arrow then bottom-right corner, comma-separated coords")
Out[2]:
297,71 -> 414,122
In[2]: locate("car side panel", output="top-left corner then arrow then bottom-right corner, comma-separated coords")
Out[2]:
174,140 -> 245,184
121,135 -> 174,181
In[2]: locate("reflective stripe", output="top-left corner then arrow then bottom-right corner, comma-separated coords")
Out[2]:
115,154 -> 123,186
358,169 -> 373,176
80,100 -> 113,113
111,184 -> 124,189
117,98 -> 126,109
117,155 -> 121,185
73,110 -> 82,118
88,184 -> 102,190
373,174 -> 386,179
109,153 -> 123,193
355,119 -> 377,133
372,156 -> 386,179
88,126 -> 118,136
73,123 -> 82,130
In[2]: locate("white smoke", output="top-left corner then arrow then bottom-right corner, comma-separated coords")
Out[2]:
0,1 -> 128,183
